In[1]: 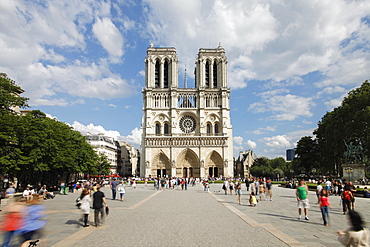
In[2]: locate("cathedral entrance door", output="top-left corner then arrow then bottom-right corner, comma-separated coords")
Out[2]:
183,168 -> 188,178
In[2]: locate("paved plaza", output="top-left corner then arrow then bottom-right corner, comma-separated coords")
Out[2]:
1,183 -> 369,246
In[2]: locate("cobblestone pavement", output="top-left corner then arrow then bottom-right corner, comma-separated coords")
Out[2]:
1,183 -> 369,246
210,183 -> 370,247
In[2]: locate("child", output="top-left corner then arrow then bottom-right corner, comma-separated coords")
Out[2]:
320,189 -> 331,226
249,192 -> 257,206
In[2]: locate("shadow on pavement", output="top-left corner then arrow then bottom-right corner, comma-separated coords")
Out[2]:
258,213 -> 323,225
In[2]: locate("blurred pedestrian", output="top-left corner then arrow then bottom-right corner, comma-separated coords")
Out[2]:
18,195 -> 46,245
93,184 -> 107,227
338,210 -> 369,246
237,183 -> 242,204
80,188 -> 91,227
1,202 -> 25,247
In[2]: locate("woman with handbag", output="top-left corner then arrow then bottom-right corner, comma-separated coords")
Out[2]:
80,188 -> 91,227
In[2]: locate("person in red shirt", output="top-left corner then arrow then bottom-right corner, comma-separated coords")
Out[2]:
320,189 -> 331,226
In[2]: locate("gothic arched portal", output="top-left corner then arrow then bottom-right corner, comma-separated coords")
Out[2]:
176,148 -> 200,177
206,151 -> 224,177
152,151 -> 171,178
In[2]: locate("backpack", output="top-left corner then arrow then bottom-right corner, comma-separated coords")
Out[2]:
76,197 -> 82,208
343,191 -> 352,200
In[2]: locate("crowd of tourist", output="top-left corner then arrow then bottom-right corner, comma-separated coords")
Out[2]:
1,176 -> 369,246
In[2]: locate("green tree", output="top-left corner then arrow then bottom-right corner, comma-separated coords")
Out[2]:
0,75 -> 29,114
250,157 -> 273,177
314,80 -> 370,175
292,136 -> 319,175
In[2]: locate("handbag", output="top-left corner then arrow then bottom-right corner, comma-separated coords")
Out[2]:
105,206 -> 109,215
75,197 -> 81,209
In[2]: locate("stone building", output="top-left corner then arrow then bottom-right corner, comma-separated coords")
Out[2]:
140,44 -> 233,178
234,150 -> 257,178
118,141 -> 140,177
86,134 -> 119,174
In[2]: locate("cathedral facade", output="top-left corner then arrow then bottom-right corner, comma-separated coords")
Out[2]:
140,44 -> 233,178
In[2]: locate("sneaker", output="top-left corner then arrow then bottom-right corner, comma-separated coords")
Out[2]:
305,216 -> 310,220
298,215 -> 302,220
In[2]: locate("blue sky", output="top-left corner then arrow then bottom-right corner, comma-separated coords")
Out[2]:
1,0 -> 370,159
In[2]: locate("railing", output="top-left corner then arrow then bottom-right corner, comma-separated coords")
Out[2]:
145,136 -> 228,147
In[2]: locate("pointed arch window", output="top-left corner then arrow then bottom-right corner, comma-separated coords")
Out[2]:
207,123 -> 211,135
155,60 -> 160,88
214,123 -> 219,135
213,61 -> 217,88
164,60 -> 169,88
155,123 -> 161,135
164,123 -> 169,135
205,61 -> 210,88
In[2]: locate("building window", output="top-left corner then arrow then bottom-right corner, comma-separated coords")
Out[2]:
205,61 -> 210,88
155,60 -> 160,88
214,123 -> 219,134
164,60 -> 169,88
164,123 -> 169,135
155,123 -> 161,135
213,61 -> 217,88
207,123 -> 211,134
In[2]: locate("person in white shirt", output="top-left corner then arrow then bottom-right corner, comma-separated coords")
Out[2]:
22,187 -> 32,201
325,180 -> 332,194
316,182 -> 323,203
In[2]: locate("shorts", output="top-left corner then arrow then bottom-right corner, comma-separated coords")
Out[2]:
326,186 -> 331,190
298,199 -> 310,209
237,190 -> 242,195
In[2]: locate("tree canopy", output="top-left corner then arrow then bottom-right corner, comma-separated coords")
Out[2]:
294,80 -> 370,176
0,76 -> 110,188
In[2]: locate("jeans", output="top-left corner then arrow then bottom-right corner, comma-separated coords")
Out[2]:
2,231 -> 15,247
321,206 -> 330,225
94,207 -> 105,226
112,189 -> 116,200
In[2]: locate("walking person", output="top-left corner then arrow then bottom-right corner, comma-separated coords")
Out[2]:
245,178 -> 250,192
117,182 -> 126,202
319,189 -> 331,226
80,188 -> 91,227
110,178 -> 118,200
316,182 -> 323,204
258,181 -> 266,201
18,195 -> 46,246
266,178 -> 273,201
338,210 -> 369,246
93,184 -> 107,227
1,202 -> 25,247
229,181 -> 234,195
237,183 -> 242,204
341,188 -> 353,215
296,180 -> 310,220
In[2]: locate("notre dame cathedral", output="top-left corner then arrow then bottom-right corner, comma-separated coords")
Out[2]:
140,44 -> 233,178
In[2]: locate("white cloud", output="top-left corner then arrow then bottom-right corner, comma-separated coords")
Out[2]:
249,93 -> 315,121
108,104 -> 117,107
0,1 -> 136,106
120,127 -> 141,146
233,136 -> 243,146
246,140 -> 257,149
92,17 -> 124,58
249,125 -> 276,135
260,128 -> 315,157
71,121 -> 122,140
71,121 -> 141,147
144,0 -> 370,92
